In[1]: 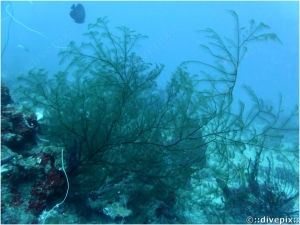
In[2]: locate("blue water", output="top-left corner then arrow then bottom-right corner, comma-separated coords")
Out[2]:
1,1 -> 299,224
1,1 -> 298,111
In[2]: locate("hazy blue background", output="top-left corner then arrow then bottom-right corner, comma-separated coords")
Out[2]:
1,1 -> 299,114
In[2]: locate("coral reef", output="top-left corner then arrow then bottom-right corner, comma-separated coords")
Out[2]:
1,83 -> 13,106
1,103 -> 39,150
2,11 -> 298,224
1,90 -> 68,223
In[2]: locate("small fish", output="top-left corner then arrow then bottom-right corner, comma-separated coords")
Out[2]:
17,44 -> 29,52
70,3 -> 85,24
1,16 -> 10,22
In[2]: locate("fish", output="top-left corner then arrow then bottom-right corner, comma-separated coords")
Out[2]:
17,44 -> 29,52
70,3 -> 85,24
1,16 -> 10,21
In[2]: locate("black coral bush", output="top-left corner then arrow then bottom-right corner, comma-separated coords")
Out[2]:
17,17 -> 206,189
15,12 -> 298,223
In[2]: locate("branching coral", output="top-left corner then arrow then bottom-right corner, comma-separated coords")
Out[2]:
14,11 -> 298,223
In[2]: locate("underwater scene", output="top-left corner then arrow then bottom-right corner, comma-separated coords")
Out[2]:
1,1 -> 299,224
